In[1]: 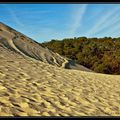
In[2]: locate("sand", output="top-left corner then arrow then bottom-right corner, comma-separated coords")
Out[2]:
0,22 -> 92,72
0,46 -> 120,116
0,22 -> 120,116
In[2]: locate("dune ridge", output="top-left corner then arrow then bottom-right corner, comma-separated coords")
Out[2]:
0,22 -> 92,72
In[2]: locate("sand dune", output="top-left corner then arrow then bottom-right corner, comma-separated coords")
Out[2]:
0,22 -> 92,72
0,45 -> 120,116
0,22 -> 120,116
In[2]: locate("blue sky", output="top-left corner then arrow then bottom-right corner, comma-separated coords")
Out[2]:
0,4 -> 120,43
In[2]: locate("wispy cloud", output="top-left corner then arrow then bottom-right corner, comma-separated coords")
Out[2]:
10,10 -> 53,14
86,6 -> 120,37
94,13 -> 120,35
1,4 -> 24,27
100,20 -> 120,37
70,4 -> 87,36
1,5 -> 54,27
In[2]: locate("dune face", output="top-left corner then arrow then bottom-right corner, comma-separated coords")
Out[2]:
0,22 -> 120,116
0,22 -> 65,66
0,22 -> 91,72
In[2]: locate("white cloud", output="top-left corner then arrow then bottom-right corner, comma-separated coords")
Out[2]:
1,5 -> 54,28
13,10 -> 53,14
1,4 -> 24,27
86,6 -> 120,37
93,13 -> 120,36
70,4 -> 87,36
101,21 -> 120,37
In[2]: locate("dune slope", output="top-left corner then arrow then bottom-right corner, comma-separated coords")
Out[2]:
0,45 -> 120,116
0,22 -> 120,116
0,22 -> 92,72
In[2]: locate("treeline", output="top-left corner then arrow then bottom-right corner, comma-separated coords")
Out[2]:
42,37 -> 120,74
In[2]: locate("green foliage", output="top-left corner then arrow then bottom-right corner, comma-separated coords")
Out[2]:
42,37 -> 120,74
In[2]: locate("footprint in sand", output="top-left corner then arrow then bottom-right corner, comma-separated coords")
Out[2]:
0,71 -> 6,78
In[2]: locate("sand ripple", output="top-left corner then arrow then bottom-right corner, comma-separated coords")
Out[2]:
0,46 -> 120,116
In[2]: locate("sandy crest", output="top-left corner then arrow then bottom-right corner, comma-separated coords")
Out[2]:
0,46 -> 120,116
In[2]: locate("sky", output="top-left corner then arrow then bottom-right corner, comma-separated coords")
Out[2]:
0,4 -> 120,43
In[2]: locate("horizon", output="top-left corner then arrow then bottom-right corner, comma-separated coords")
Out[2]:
0,4 -> 120,43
